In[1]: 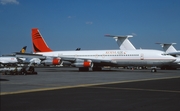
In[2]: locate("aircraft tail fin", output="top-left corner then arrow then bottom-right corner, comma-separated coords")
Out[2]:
156,43 -> 177,53
20,46 -> 27,53
31,28 -> 52,53
105,34 -> 136,50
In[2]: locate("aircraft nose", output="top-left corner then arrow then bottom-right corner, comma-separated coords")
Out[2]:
171,57 -> 176,62
174,58 -> 180,63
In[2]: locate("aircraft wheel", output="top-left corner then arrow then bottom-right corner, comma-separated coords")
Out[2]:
28,66 -> 35,73
151,68 -> 157,73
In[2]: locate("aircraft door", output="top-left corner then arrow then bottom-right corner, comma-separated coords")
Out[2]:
140,53 -> 144,60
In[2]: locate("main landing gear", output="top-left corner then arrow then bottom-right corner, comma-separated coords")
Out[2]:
151,68 -> 157,73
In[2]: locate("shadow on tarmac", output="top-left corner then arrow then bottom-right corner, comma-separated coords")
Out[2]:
0,78 -> 9,81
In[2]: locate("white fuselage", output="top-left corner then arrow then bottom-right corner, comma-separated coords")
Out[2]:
35,49 -> 176,67
0,57 -> 18,64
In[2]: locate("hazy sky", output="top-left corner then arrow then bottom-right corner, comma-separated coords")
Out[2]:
0,0 -> 180,55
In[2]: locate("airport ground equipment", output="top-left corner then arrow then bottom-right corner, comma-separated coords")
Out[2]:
0,60 -> 37,75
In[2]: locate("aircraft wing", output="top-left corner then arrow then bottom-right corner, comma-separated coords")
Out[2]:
105,34 -> 133,38
59,56 -> 116,66
15,53 -> 46,59
15,53 -> 119,67
1,54 -> 16,57
15,53 -> 116,64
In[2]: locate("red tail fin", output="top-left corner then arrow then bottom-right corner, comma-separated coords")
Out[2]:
31,28 -> 52,52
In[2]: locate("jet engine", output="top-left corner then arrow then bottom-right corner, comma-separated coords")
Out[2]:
41,58 -> 61,66
72,59 -> 92,67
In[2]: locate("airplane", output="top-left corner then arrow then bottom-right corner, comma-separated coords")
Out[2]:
105,34 -> 180,56
156,43 -> 180,69
0,46 -> 27,66
156,43 -> 180,55
16,28 -> 176,72
105,35 -> 180,70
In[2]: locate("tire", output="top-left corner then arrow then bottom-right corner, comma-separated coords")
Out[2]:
151,68 -> 157,72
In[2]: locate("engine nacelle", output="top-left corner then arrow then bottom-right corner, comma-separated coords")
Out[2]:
30,58 -> 41,65
62,61 -> 71,66
41,58 -> 61,66
72,60 -> 92,67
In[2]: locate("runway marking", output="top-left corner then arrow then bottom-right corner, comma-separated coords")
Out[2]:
89,87 -> 180,93
1,76 -> 180,96
0,82 -> 59,87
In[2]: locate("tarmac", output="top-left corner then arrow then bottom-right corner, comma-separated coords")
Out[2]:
1,67 -> 180,111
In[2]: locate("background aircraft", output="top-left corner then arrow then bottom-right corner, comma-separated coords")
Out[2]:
156,43 -> 180,55
106,35 -> 180,70
156,43 -> 180,69
0,46 -> 27,66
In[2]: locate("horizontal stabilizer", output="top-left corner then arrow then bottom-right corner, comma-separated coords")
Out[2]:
156,42 -> 176,44
105,34 -> 133,38
168,51 -> 180,55
105,34 -> 136,50
156,43 -> 177,53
